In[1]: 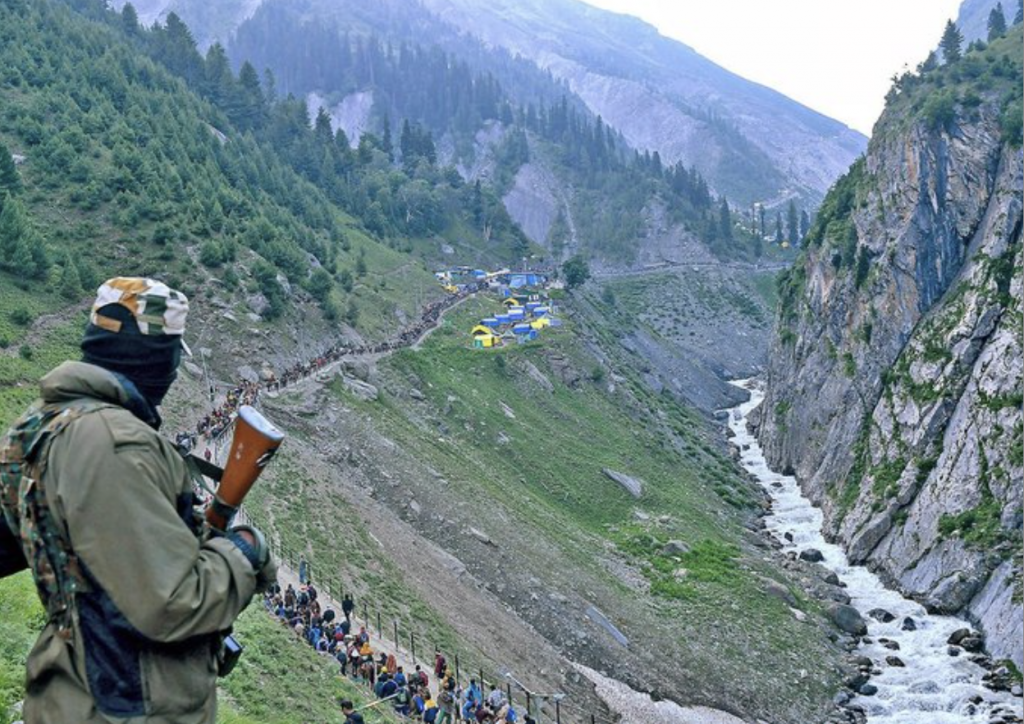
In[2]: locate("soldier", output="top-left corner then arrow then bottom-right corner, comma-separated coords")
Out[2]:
0,277 -> 276,723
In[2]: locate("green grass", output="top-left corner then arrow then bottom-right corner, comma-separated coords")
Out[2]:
0,572 -> 45,722
320,293 -> 840,715
218,605 -> 402,724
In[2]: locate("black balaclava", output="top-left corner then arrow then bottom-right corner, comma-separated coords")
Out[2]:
81,303 -> 182,413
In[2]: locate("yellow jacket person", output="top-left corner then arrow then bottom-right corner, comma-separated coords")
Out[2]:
0,277 -> 276,723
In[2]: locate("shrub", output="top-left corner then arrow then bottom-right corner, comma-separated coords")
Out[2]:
9,308 -> 32,326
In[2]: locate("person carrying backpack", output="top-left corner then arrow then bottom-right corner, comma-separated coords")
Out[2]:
0,278 -> 277,723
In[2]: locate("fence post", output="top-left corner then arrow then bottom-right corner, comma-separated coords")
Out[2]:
376,609 -> 382,637
556,700 -> 561,724
393,620 -> 399,650
526,692 -> 531,718
454,654 -> 460,686
410,631 -> 416,664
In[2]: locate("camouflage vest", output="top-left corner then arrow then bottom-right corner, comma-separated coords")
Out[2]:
0,399 -> 113,634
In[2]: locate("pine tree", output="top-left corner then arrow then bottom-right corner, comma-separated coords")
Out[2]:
940,20 -> 963,64
0,195 -> 28,262
774,212 -> 784,244
1015,0 -> 1023,25
718,199 -> 733,241
121,2 -> 139,36
988,3 -> 1007,40
787,200 -> 799,245
800,210 -> 811,240
59,254 -> 83,300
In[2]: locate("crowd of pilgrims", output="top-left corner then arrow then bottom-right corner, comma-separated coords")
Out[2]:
178,288 -> 473,448
262,583 -> 527,724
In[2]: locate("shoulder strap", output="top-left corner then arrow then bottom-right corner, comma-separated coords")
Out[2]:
0,399 -> 113,633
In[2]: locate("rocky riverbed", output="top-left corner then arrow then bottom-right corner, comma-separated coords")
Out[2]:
729,380 -> 1023,724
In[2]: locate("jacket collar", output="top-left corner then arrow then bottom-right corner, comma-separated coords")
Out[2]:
40,361 -> 161,429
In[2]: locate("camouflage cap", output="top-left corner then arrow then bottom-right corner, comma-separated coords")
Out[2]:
90,277 -> 189,347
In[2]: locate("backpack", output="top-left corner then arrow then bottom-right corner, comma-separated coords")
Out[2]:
0,400 -> 111,631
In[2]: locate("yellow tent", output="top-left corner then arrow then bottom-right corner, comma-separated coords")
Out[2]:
474,335 -> 497,348
530,318 -> 549,330
502,298 -> 518,307
471,325 -> 493,336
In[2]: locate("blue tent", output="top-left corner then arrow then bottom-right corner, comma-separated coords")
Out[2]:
481,318 -> 500,328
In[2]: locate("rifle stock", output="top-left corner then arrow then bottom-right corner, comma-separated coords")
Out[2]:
206,405 -> 284,530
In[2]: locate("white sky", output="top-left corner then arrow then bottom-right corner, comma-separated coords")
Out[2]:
581,0 -> 963,135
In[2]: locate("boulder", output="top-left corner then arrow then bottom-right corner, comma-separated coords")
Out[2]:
821,570 -> 841,586
799,548 -> 825,563
867,608 -> 896,623
760,578 -> 797,607
830,604 -> 868,636
879,638 -> 900,651
602,468 -> 644,499
947,628 -> 972,646
409,388 -> 425,401
885,656 -> 905,668
237,365 -> 259,383
342,376 -> 379,402
901,617 -> 917,631
960,636 -> 984,653
183,361 -> 203,378
660,540 -> 690,556
858,684 -> 878,696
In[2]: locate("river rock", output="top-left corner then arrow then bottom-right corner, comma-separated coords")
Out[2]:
868,608 -> 896,623
960,636 -> 984,653
948,628 -> 973,646
948,646 -> 962,657
821,570 -> 841,586
879,638 -> 900,651
886,656 -> 905,667
901,617 -> 917,631
830,604 -> 868,636
1012,684 -> 1022,697
845,672 -> 869,690
799,548 -> 825,563
858,683 -> 878,696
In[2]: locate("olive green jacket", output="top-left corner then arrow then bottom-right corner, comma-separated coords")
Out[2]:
20,362 -> 256,723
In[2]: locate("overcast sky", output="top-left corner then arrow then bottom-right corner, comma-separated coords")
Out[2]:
582,0 -> 963,135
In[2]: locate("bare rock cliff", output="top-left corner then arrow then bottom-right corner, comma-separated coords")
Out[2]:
757,54 -> 1023,668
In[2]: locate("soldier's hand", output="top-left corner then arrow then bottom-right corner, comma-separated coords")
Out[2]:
227,525 -> 276,592
254,554 -> 278,594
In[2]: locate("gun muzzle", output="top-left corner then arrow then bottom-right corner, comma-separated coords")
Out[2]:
206,405 -> 284,530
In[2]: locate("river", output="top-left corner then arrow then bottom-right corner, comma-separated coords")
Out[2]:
727,379 -> 1023,724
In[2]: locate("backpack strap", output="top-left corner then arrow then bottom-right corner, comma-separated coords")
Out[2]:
0,400 -> 114,635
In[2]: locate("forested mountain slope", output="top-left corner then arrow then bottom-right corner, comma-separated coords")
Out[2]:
110,0 -> 867,208
756,24 -> 1023,668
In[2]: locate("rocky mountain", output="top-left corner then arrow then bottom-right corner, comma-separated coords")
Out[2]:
416,0 -> 866,206
111,0 -> 865,209
755,26 -> 1023,669
955,0 -> 1007,43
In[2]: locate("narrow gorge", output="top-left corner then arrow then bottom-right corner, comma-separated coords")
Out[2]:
755,27 -> 1023,671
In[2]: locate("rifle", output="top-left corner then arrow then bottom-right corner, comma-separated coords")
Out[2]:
195,405 -> 285,531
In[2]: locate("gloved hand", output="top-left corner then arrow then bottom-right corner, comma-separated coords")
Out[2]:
227,524 -> 277,592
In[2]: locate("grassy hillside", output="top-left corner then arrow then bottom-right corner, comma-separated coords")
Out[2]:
245,294 -> 842,721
